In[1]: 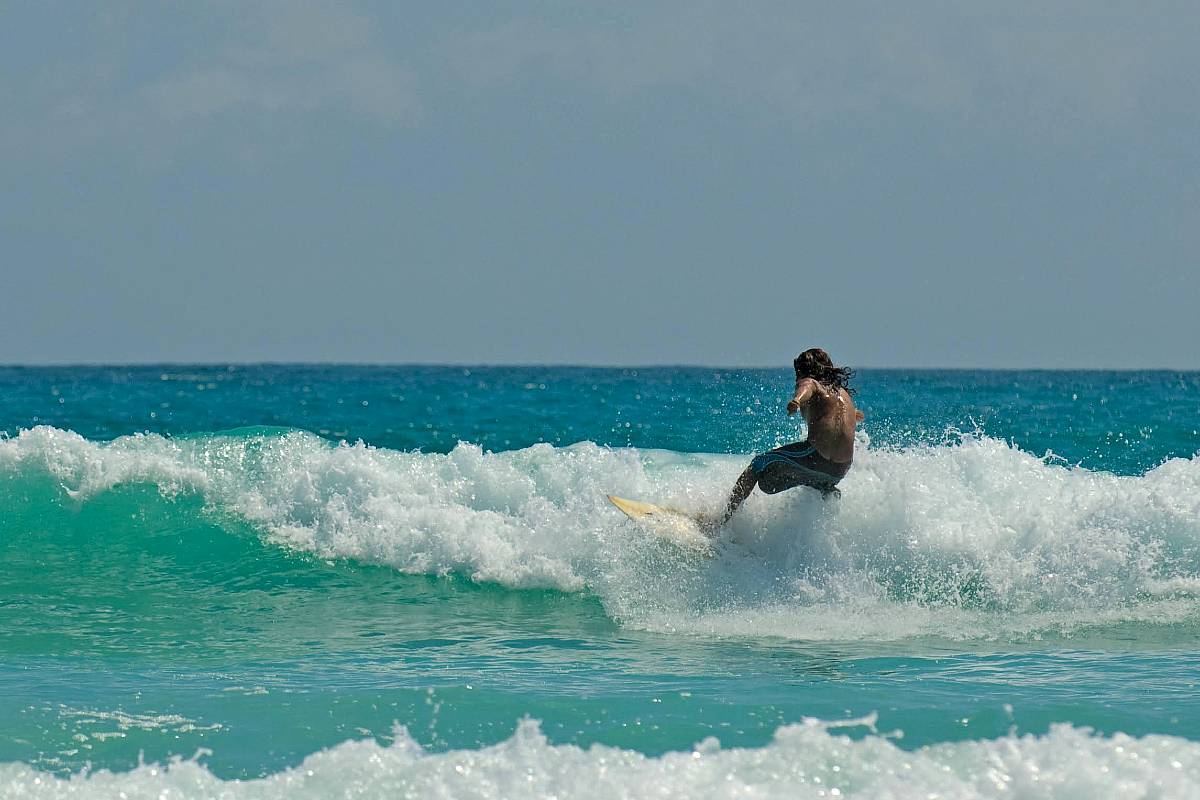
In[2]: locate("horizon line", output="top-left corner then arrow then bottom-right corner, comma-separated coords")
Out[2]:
1,361 -> 1197,373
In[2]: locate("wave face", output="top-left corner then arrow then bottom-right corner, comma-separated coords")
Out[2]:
3,426 -> 1200,642
2,718 -> 1198,799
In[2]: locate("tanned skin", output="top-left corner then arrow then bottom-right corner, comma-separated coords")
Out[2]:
718,373 -> 864,525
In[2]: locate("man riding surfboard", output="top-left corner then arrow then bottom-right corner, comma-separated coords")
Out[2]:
718,348 -> 863,525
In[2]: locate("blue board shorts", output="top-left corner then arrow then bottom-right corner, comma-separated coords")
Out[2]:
750,441 -> 851,497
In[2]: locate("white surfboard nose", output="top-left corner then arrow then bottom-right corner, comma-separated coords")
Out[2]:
607,494 -> 714,556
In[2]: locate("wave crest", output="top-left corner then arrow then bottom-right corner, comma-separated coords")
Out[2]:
4,426 -> 1200,641
2,717 -> 1198,799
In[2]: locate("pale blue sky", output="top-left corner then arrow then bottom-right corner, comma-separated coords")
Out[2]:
2,2 -> 1197,367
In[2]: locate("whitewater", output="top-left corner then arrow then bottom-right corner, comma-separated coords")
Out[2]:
6,717 -> 1200,799
4,425 -> 1199,642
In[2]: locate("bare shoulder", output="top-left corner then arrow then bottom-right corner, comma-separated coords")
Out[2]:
796,376 -> 821,394
807,380 -> 844,411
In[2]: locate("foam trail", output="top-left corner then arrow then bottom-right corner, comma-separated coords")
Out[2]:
2,718 -> 1199,799
3,426 -> 1200,641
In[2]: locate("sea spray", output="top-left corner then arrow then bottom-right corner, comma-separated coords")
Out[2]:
4,426 -> 1200,642
2,717 -> 1198,799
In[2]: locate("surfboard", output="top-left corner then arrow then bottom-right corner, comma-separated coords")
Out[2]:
606,495 -> 715,556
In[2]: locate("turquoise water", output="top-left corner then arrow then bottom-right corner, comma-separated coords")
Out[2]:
2,366 -> 1199,797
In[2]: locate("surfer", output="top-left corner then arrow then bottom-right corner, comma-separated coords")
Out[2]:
717,348 -> 863,525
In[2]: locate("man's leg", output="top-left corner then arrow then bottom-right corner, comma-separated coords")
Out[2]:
721,465 -> 759,524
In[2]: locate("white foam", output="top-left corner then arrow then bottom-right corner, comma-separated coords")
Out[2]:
2,717 -> 1198,799
4,426 -> 1200,641
55,706 -> 223,735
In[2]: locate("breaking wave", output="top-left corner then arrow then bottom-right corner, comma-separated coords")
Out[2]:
2,716 -> 1198,799
3,426 -> 1199,642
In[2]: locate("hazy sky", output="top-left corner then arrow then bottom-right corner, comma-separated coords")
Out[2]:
2,2 -> 1197,367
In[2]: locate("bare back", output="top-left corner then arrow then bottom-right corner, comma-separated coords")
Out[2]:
794,378 -> 858,463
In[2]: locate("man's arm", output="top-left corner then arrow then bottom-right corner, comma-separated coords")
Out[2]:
786,378 -> 816,416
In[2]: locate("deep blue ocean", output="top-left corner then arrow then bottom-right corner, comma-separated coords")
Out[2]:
2,366 -> 1199,797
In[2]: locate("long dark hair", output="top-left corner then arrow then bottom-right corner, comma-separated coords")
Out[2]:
794,348 -> 855,395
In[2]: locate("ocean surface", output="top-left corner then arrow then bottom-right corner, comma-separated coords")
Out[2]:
2,365 -> 1199,798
